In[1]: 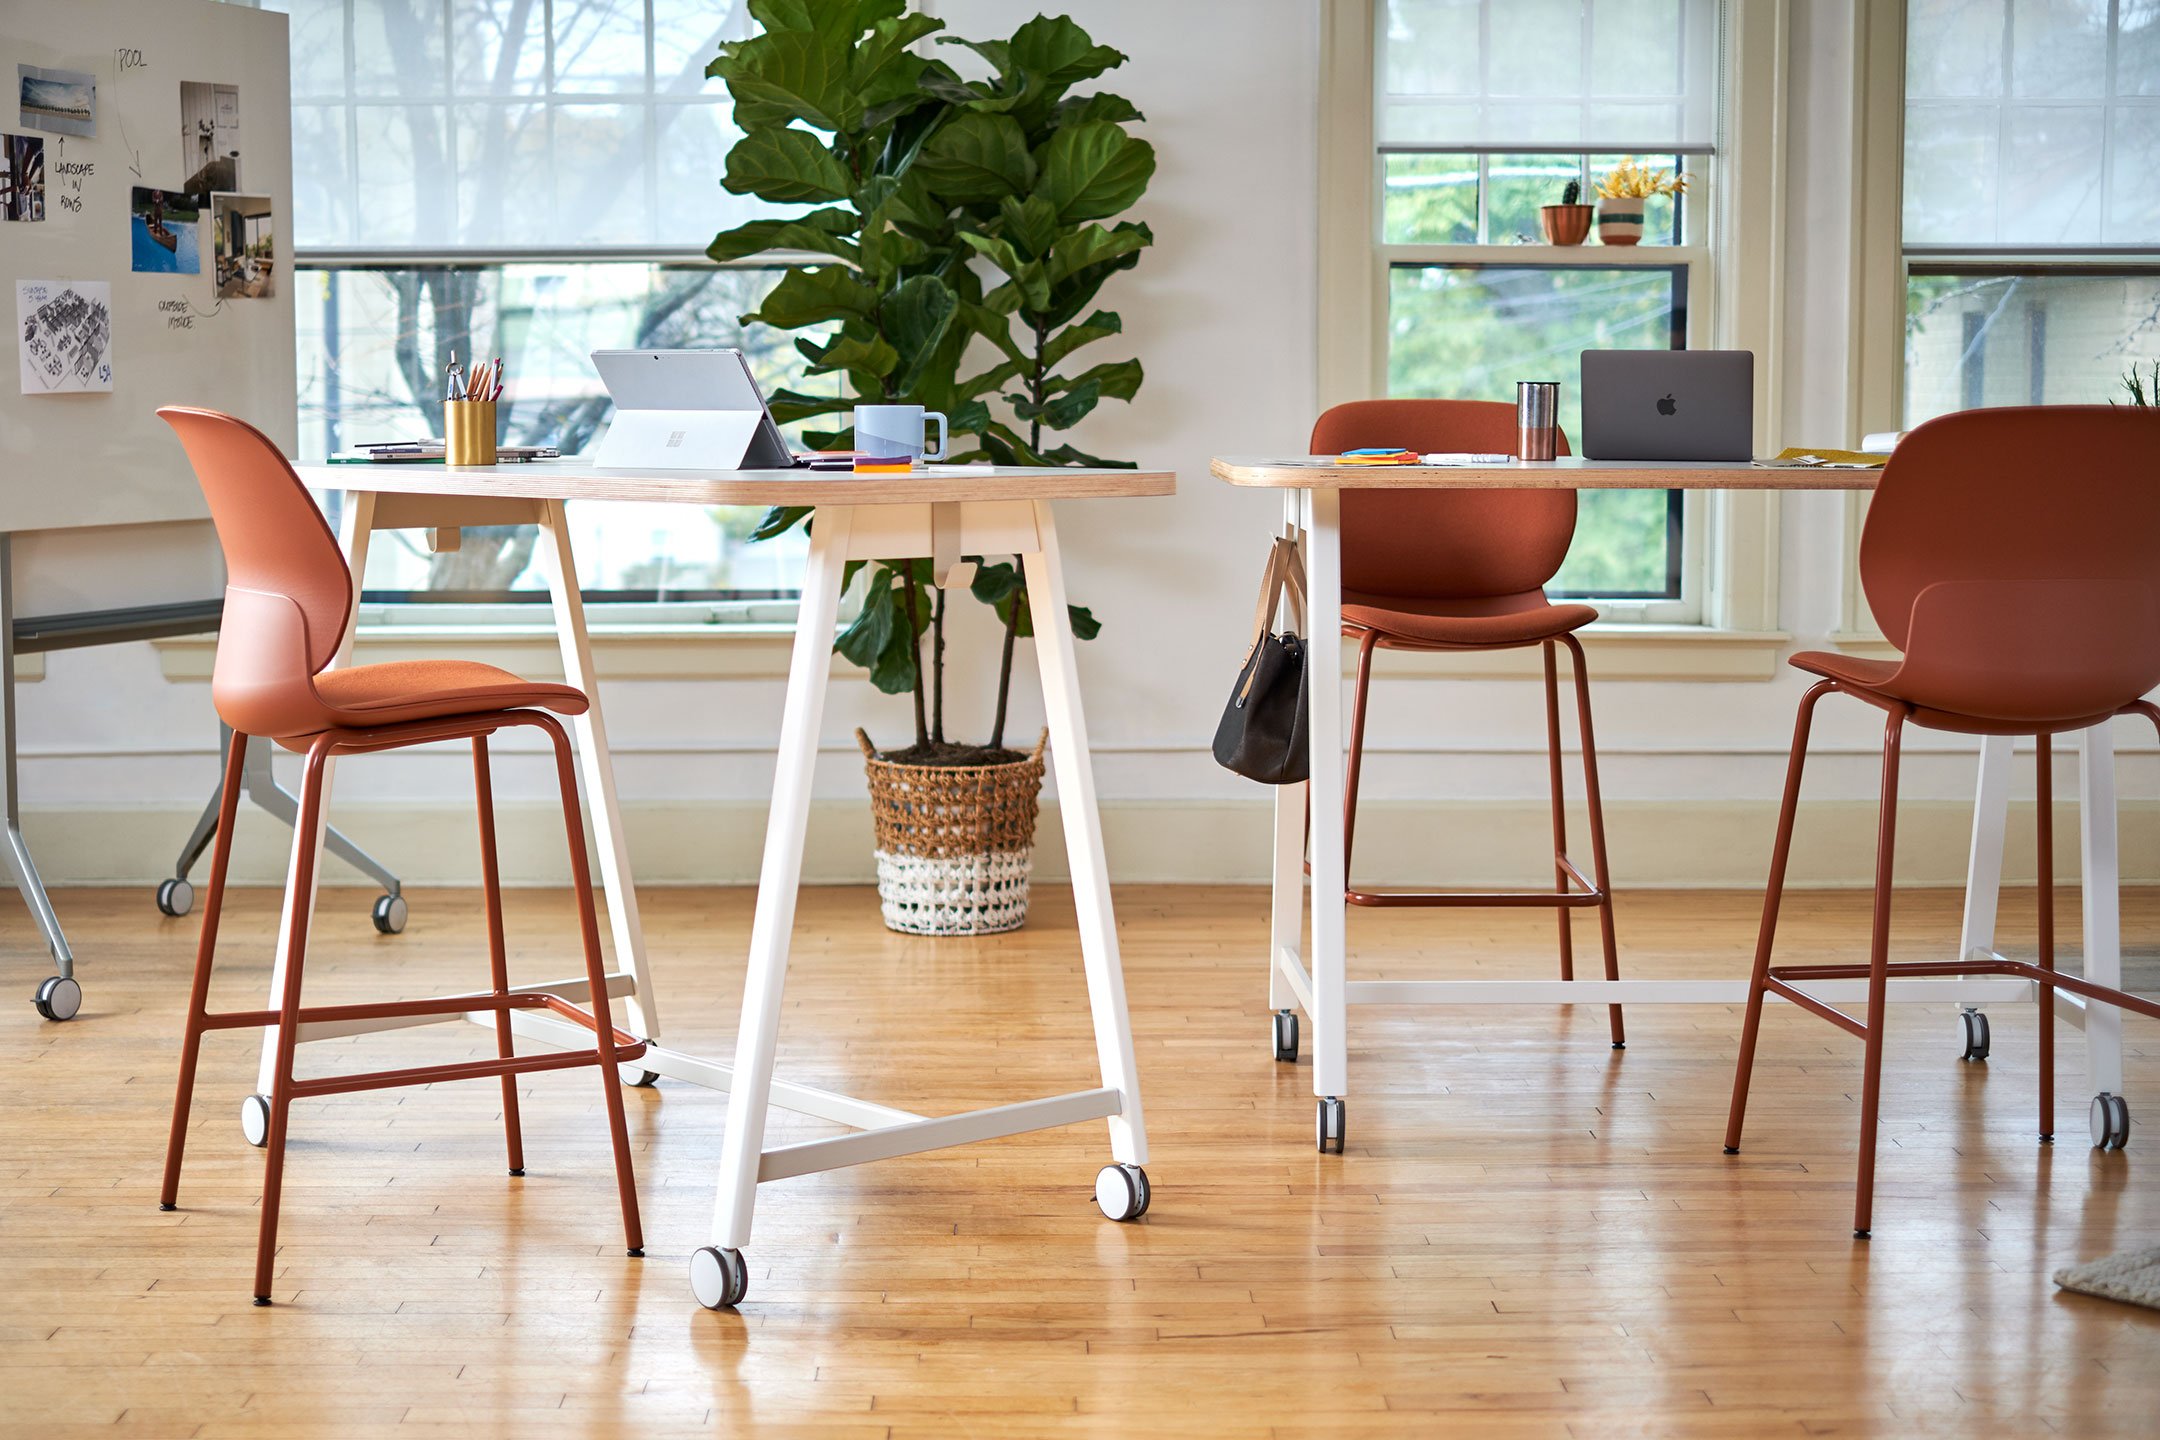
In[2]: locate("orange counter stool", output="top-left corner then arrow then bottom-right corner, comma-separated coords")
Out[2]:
1286,399 -> 1626,1123
1724,405 -> 2160,1237
154,406 -> 645,1305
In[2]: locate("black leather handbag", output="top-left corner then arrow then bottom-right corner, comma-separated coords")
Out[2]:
1213,534 -> 1311,784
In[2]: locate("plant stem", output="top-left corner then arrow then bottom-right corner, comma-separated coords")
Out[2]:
990,598 -> 1019,751
901,571 -> 928,749
931,585 -> 946,744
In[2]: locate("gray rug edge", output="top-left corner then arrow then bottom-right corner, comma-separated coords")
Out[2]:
2053,1244 -> 2160,1312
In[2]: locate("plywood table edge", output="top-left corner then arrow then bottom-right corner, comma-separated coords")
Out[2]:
298,464 -> 1178,506
1209,456 -> 1878,491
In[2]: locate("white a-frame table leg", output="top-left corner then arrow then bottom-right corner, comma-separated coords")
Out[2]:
1954,735 -> 2016,1051
1299,488 -> 1349,1152
2080,721 -> 2125,1117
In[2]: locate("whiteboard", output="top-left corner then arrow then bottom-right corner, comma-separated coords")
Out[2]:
0,0 -> 293,542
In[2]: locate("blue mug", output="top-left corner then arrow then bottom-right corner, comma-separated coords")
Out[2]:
854,404 -> 947,462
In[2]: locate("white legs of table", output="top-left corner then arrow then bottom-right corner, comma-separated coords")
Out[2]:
2079,723 -> 2124,1100
1298,489 -> 1351,1129
536,499 -> 660,1047
709,506 -> 854,1253
1023,498 -> 1147,1168
255,492 -> 374,1098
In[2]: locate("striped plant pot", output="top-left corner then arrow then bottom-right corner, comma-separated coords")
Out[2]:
858,728 -> 1047,936
1598,197 -> 1645,245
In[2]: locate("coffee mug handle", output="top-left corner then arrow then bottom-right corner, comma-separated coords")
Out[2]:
923,411 -> 947,461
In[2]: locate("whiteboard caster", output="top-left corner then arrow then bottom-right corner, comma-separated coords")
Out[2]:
689,1246 -> 749,1310
1958,1009 -> 1989,1062
32,975 -> 81,1022
155,877 -> 195,917
371,893 -> 407,935
1316,1096 -> 1346,1155
240,1093 -> 271,1148
620,1065 -> 660,1088
1272,1008 -> 1299,1063
2090,1093 -> 2130,1151
1095,1163 -> 1150,1222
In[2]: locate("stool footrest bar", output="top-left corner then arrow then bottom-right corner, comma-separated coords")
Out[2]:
287,1041 -> 642,1099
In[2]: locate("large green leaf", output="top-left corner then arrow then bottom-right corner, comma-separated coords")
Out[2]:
799,332 -> 899,378
1040,308 -> 1121,368
723,126 -> 854,204
722,28 -> 854,131
747,265 -> 877,328
1006,15 -> 1127,86
996,194 -> 1062,260
1014,377 -> 1101,430
957,232 -> 1052,312
882,274 -> 959,394
1035,121 -> 1156,222
707,211 -> 860,265
913,112 -> 1036,203
852,13 -> 943,113
766,387 -> 854,424
1057,91 -> 1145,127
1053,357 -> 1143,402
749,505 -> 812,542
1045,222 -> 1153,285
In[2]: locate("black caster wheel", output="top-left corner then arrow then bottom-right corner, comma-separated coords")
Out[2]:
371,893 -> 408,935
621,1066 -> 660,1088
1272,1008 -> 1300,1063
1958,1009 -> 1990,1062
32,975 -> 81,1022
155,877 -> 195,918
1316,1096 -> 1346,1155
689,1245 -> 749,1310
2090,1092 -> 2131,1151
1095,1163 -> 1151,1221
240,1093 -> 272,1149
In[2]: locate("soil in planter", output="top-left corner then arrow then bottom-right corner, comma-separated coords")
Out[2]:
872,740 -> 1034,768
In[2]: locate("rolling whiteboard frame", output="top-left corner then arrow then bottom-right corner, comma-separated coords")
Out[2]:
0,0 -> 296,534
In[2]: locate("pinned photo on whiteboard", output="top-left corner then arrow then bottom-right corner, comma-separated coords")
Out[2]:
130,186 -> 201,275
17,280 -> 113,395
179,81 -> 240,208
17,65 -> 95,139
211,193 -> 274,300
2,132 -> 44,222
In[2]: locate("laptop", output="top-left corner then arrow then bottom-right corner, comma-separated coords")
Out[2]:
1580,349 -> 1754,461
589,348 -> 798,469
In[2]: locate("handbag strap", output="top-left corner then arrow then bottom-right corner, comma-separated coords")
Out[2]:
1246,535 -> 1308,651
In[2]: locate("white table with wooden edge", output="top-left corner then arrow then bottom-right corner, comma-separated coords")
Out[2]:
1210,455 -> 2132,1153
269,460 -> 1167,1311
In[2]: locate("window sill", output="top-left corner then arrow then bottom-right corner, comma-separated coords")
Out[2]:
154,622 -> 838,683
1828,630 -> 1898,660
1353,624 -> 1790,682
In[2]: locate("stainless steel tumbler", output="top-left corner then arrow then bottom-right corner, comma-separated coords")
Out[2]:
1516,381 -> 1560,461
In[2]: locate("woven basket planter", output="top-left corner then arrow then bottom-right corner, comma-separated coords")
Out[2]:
858,728 -> 1048,936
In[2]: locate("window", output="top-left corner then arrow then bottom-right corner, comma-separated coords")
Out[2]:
1371,0 -> 1723,617
1902,0 -> 2160,424
253,0 -> 810,619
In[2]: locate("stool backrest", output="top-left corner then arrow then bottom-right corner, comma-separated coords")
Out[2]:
1310,399 -> 1576,599
1862,405 -> 2160,721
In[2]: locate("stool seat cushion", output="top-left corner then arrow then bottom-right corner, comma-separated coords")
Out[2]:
312,660 -> 589,729
1788,650 -> 2121,737
1342,589 -> 1599,649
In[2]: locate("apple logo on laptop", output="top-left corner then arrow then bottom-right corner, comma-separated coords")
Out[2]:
1657,393 -> 1677,416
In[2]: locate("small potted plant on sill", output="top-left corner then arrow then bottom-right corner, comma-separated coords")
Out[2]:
1538,179 -> 1593,246
1593,156 -> 1689,245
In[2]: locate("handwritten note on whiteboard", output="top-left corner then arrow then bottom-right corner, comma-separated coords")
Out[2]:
17,279 -> 113,394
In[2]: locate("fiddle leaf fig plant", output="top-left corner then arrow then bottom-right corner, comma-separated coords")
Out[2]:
706,7 -> 1151,759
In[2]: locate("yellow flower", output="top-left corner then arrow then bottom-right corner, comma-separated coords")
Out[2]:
1594,156 -> 1692,200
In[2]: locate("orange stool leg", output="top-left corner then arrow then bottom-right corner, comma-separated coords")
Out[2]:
472,736 -> 527,1177
1852,706 -> 1908,1239
160,728 -> 249,1211
1341,629 -> 1379,880
2036,732 -> 2055,1145
1561,635 -> 1623,1048
538,714 -> 643,1257
1542,641 -> 1577,985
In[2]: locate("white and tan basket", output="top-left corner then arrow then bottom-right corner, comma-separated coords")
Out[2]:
858,728 -> 1048,936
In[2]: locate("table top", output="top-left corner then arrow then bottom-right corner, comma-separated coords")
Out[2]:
1210,456 -> 1880,491
300,461 -> 1177,506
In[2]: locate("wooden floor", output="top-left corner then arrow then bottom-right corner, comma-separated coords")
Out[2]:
3,883 -> 2156,1437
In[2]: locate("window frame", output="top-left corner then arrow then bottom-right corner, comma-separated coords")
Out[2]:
1320,0 -> 1788,648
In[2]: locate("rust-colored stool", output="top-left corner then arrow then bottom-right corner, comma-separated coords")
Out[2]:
1724,405 -> 2160,1236
1306,399 -> 1624,1050
154,406 -> 645,1304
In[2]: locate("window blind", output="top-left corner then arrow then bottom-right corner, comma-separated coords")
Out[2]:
1376,0 -> 1720,155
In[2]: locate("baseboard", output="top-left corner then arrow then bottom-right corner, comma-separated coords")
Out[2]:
5,796 -> 2152,890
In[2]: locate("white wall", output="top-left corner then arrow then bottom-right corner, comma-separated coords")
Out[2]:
7,0 -> 2153,893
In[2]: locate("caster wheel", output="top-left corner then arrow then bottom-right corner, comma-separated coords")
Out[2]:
32,975 -> 81,1022
1959,1009 -> 1990,1062
621,1066 -> 660,1089
1095,1163 -> 1151,1221
371,893 -> 408,935
155,877 -> 195,918
2090,1093 -> 2131,1151
240,1093 -> 271,1149
689,1246 -> 749,1310
1316,1096 -> 1346,1155
1272,1008 -> 1300,1063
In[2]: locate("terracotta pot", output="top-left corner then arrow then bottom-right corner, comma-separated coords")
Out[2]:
1538,203 -> 1593,245
1597,197 -> 1645,245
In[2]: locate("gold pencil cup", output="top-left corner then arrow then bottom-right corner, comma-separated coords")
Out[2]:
445,399 -> 498,465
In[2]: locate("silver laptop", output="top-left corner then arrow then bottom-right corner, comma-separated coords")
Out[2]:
589,348 -> 797,469
1580,350 -> 1754,461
